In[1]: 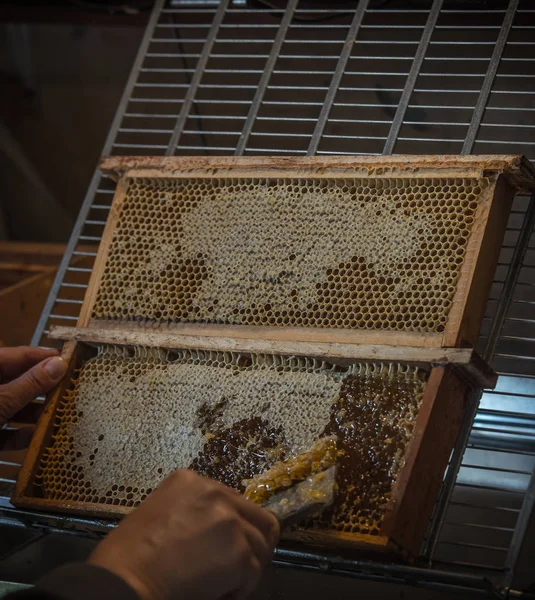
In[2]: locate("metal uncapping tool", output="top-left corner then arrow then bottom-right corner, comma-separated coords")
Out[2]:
262,466 -> 337,529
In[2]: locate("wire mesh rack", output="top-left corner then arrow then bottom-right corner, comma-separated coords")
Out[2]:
1,0 -> 535,596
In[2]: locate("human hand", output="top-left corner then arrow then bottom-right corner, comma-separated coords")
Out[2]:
89,469 -> 280,600
0,346 -> 67,450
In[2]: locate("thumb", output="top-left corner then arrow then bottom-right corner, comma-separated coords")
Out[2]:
0,356 -> 66,426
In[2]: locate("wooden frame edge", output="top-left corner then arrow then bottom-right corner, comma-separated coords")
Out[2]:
379,367 -> 446,546
48,325 -> 497,388
12,495 -> 132,520
449,175 -> 515,347
86,319 -> 442,349
442,175 -> 499,347
77,178 -> 130,327
13,341 -> 78,504
284,529 -> 393,553
99,155 -> 535,193
380,366 -> 471,556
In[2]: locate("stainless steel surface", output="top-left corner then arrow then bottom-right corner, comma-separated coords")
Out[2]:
461,0 -> 519,155
382,0 -> 443,155
235,0 -> 298,155
2,0 -> 535,596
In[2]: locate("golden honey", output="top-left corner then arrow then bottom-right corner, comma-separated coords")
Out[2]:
243,436 -> 338,505
91,176 -> 485,333
37,346 -> 426,535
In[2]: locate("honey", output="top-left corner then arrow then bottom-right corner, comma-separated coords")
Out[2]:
243,436 -> 338,505
91,176 -> 485,333
319,371 -> 424,534
37,345 -> 426,535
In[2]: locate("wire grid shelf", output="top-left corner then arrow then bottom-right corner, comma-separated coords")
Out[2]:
1,0 -> 535,595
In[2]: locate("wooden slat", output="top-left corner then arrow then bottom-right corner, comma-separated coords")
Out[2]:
445,175 -> 515,347
77,178 -> 130,328
100,155 -> 535,193
0,241 -> 70,266
87,318 -> 442,349
14,341 -> 81,503
48,325 -> 497,389
0,269 -> 56,347
380,366 -> 471,557
284,530 -> 395,555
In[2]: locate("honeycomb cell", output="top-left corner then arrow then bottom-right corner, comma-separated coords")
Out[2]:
91,176 -> 485,333
37,345 -> 427,534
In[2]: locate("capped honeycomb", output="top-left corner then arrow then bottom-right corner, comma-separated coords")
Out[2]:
91,176 -> 486,333
37,345 -> 426,535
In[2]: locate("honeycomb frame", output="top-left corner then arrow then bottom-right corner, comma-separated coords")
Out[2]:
75,155 -> 535,349
14,155 -> 534,557
14,339 -> 471,557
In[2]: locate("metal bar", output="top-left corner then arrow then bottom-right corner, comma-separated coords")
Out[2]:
504,468 -> 535,588
234,0 -> 298,156
495,200 -> 535,590
484,194 -> 535,362
449,501 -> 520,513
306,0 -> 369,155
442,521 -> 515,532
165,0 -> 230,156
430,540 -> 508,552
462,0 -> 518,154
421,389 -> 483,562
30,0 -> 166,347
382,0 -> 443,155
317,150 -> 380,156
468,139 -> 535,146
273,549 -> 499,596
61,283 -> 88,289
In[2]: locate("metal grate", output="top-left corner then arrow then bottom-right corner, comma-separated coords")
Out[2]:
2,0 -> 535,595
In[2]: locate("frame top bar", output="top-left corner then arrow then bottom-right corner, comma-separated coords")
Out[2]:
100,154 -> 535,194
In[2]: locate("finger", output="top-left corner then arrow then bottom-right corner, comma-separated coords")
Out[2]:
241,519 -> 273,568
223,489 -> 280,549
0,347 -> 59,383
0,356 -> 67,426
0,424 -> 35,451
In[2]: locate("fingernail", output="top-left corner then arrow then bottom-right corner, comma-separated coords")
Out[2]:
43,357 -> 67,380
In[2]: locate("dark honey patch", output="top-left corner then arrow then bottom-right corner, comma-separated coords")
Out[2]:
190,402 -> 288,491
189,371 -> 424,537
314,372 -> 423,534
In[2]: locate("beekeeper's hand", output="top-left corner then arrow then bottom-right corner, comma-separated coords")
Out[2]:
90,469 -> 280,600
0,346 -> 66,450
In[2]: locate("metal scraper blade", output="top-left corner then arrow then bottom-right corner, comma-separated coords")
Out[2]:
262,465 -> 337,530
